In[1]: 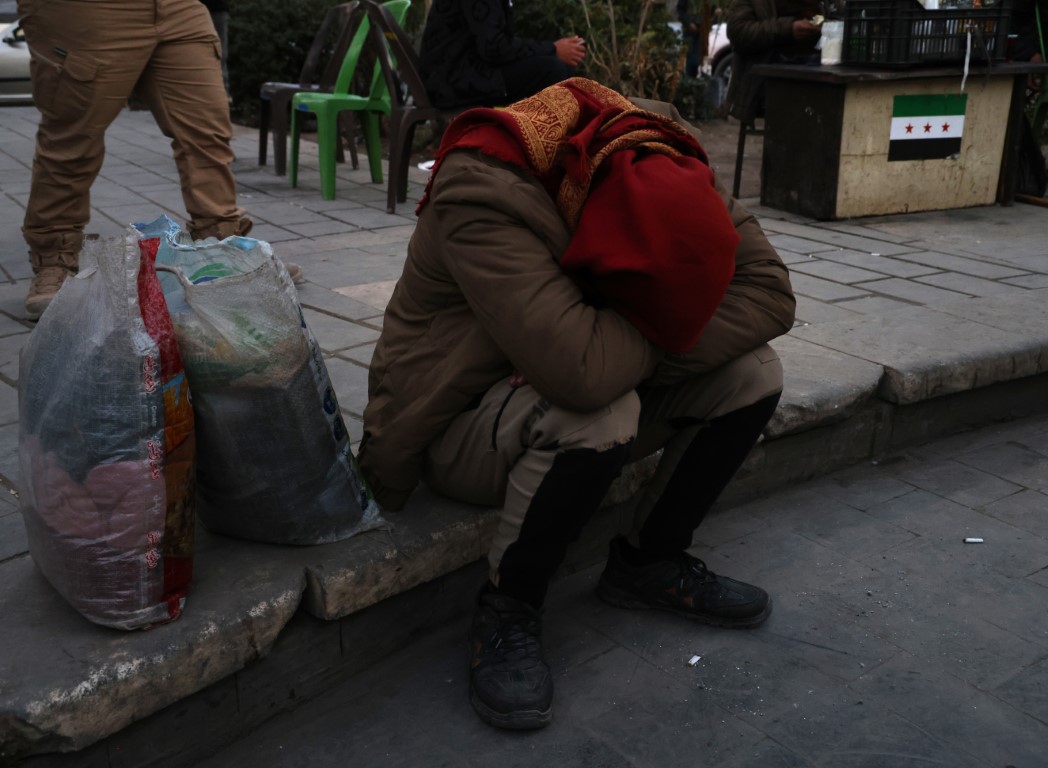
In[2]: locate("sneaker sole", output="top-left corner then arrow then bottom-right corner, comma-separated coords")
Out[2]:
25,293 -> 56,320
469,689 -> 552,730
595,579 -> 773,629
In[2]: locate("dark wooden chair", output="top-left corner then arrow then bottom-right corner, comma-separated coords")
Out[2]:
732,116 -> 764,199
258,1 -> 360,176
731,72 -> 767,200
362,0 -> 466,213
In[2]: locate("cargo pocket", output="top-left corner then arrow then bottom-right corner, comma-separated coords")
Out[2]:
31,48 -> 99,122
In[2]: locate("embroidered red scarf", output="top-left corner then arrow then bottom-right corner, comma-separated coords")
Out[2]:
419,77 -> 739,354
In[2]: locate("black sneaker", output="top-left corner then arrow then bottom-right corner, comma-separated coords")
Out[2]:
468,587 -> 553,730
596,538 -> 772,628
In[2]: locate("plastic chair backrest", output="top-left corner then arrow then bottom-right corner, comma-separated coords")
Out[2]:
363,0 -> 433,110
1038,4 -> 1046,63
299,1 -> 360,89
331,0 -> 411,101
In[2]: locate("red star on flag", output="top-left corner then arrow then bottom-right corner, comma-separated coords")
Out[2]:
905,123 -> 914,134
941,122 -> 950,132
923,123 -> 932,133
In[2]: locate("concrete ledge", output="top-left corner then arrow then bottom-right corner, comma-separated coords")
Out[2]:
302,457 -> 660,622
5,296 -> 1048,764
0,537 -> 306,760
301,489 -> 495,622
790,290 -> 1048,404
767,335 -> 883,437
0,459 -> 659,765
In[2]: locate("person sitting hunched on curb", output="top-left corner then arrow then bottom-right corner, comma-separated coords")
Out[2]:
358,77 -> 795,730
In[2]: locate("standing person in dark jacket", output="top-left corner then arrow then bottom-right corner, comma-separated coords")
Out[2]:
419,0 -> 586,108
677,0 -> 704,78
1011,0 -> 1047,63
725,0 -> 822,121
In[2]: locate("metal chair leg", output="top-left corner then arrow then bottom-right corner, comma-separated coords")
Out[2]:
258,96 -> 270,166
732,119 -> 748,199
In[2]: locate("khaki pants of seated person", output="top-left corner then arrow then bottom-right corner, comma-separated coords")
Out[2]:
423,344 -> 784,590
18,0 -> 245,264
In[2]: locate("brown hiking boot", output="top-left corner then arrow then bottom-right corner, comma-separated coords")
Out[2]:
25,266 -> 72,320
25,236 -> 81,318
189,215 -> 253,241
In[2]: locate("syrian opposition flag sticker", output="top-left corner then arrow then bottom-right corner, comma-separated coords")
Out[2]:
888,94 -> 967,162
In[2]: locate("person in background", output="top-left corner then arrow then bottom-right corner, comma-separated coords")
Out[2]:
17,0 -> 253,320
1011,0 -> 1047,64
201,0 -> 231,95
419,0 -> 586,109
359,77 -> 795,730
1010,0 -> 1047,196
725,0 -> 823,122
677,0 -> 705,78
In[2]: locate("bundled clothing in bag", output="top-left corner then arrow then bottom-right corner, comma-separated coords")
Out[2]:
137,217 -> 383,545
18,229 -> 196,630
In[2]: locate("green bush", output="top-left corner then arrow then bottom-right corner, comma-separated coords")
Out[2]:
226,0 -> 427,126
227,0 -> 339,125
672,75 -> 713,122
515,0 -> 687,108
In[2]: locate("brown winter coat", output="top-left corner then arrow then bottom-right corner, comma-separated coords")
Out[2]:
358,100 -> 795,510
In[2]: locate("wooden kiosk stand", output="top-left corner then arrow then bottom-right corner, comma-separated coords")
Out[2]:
753,62 -> 1046,220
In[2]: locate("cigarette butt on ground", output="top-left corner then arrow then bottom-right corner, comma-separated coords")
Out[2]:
964,537 -> 985,544
687,655 -> 701,667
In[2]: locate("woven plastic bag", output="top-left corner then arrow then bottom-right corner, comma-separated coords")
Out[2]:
18,228 -> 196,630
137,216 -> 384,545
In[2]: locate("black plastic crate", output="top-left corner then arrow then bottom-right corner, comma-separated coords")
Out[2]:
842,0 -> 1012,66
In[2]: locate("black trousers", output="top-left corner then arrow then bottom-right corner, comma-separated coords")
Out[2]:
497,392 -> 781,607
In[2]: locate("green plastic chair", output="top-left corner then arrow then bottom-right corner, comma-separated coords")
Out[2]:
289,0 -> 411,199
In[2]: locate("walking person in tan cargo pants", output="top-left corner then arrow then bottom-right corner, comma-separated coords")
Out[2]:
17,0 -> 252,319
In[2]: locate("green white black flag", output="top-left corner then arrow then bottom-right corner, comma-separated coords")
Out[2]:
888,94 -> 967,162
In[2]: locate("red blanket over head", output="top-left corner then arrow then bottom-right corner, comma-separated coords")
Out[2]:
420,78 -> 739,354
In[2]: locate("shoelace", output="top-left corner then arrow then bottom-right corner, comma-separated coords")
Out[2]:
678,553 -> 716,593
486,616 -> 541,662
31,267 -> 70,293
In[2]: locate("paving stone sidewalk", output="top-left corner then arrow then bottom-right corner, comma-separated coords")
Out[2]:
2,105 -> 1048,766
195,413 -> 1048,768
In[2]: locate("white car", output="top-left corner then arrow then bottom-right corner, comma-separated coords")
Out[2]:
706,22 -> 732,84
669,20 -> 733,93
0,20 -> 32,105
